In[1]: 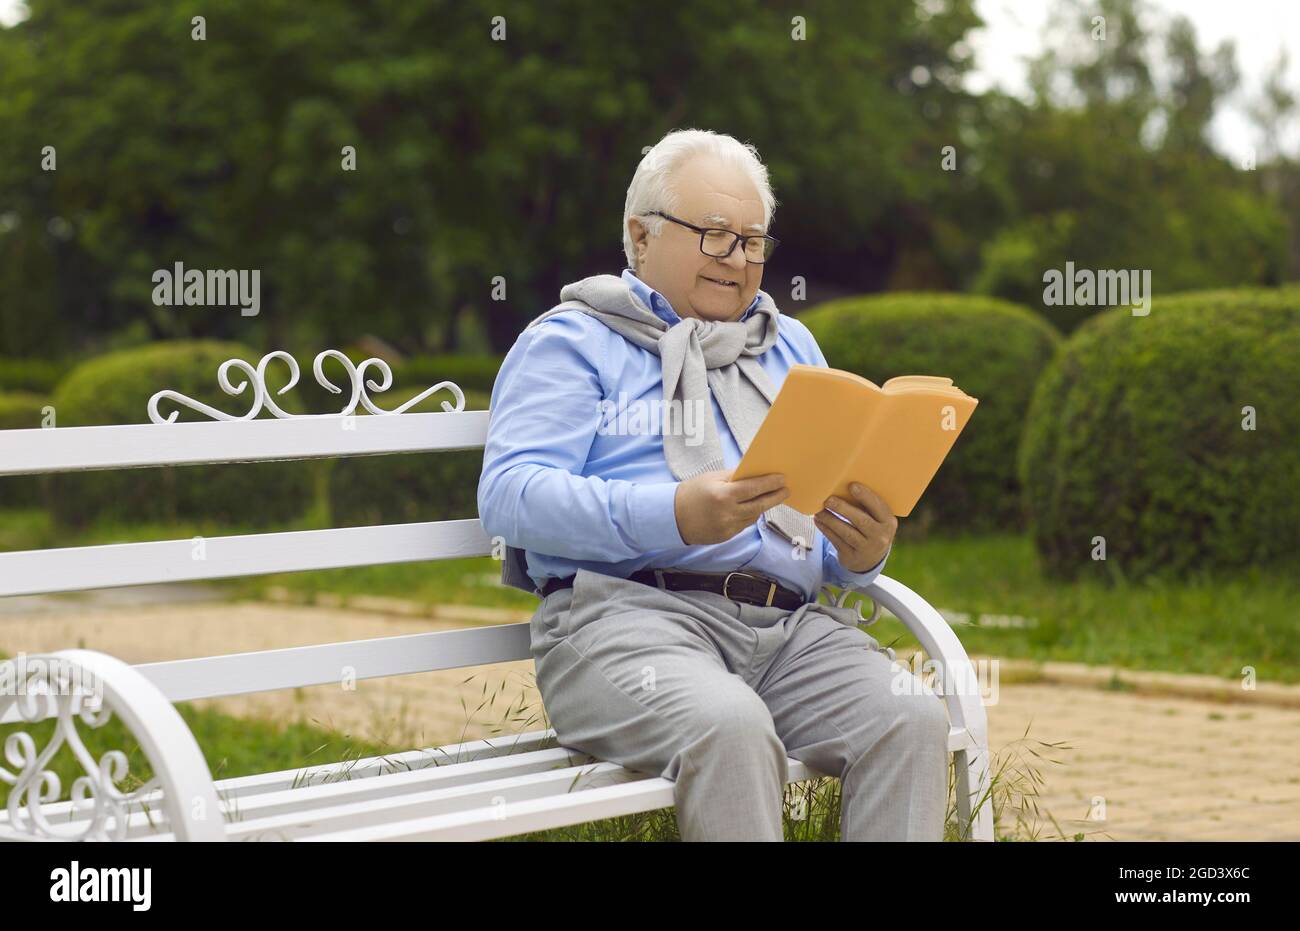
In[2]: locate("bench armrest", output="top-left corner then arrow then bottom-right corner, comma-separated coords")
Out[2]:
835,573 -> 990,757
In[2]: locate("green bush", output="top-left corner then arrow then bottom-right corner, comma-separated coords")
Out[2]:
972,193 -> 1291,337
0,391 -> 52,509
395,353 -> 503,395
46,341 -> 317,530
0,358 -> 71,394
1018,286 -> 1300,582
800,292 -> 1061,533
328,387 -> 490,527
0,390 -> 49,429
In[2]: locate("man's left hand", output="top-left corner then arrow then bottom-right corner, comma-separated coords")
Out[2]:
814,482 -> 898,573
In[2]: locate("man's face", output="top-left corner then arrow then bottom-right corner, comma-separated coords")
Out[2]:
628,154 -> 765,322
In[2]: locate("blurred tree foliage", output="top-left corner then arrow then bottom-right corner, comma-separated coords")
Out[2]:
0,0 -> 1294,358
970,0 -> 1292,331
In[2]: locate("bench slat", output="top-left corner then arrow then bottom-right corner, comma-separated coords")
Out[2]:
208,728 -> 560,799
18,744 -> 604,840
300,758 -> 822,842
0,411 -> 490,476
229,760 -> 653,841
137,623 -> 533,702
0,728 -> 563,827
0,625 -> 531,725
0,519 -> 494,597
301,780 -> 674,842
7,754 -> 822,843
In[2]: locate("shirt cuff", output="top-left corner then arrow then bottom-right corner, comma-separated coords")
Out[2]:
631,481 -> 685,550
827,541 -> 891,589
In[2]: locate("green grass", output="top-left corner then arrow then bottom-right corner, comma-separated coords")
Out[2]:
867,531 -> 1300,684
230,553 -> 537,610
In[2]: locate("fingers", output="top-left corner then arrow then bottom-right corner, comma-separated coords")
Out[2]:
845,482 -> 892,523
822,491 -> 877,533
815,506 -> 871,552
741,485 -> 790,518
730,471 -> 786,504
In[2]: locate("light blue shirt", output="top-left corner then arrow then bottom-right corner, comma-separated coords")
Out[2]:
477,267 -> 890,602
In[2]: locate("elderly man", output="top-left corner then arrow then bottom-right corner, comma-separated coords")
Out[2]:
478,128 -> 949,842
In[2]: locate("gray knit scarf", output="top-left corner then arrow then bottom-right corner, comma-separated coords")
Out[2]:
522,272 -> 815,551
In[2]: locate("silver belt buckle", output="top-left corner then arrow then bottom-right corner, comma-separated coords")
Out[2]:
723,571 -> 777,607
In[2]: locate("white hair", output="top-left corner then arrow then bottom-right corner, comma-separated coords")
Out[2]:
622,128 -> 777,271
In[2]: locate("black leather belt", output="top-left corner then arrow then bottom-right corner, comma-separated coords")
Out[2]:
538,567 -> 806,610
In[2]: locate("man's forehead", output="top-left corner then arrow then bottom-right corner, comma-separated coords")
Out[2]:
671,156 -> 765,231
698,211 -> 767,233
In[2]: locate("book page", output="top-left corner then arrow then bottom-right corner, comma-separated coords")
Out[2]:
832,388 -> 978,516
733,364 -> 979,519
730,366 -> 881,514
882,375 -> 956,392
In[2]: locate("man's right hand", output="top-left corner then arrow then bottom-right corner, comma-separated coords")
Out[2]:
673,469 -> 790,545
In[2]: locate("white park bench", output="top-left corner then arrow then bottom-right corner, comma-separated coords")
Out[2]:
0,350 -> 993,842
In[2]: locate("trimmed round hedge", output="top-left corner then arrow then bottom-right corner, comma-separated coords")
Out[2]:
47,341 -> 317,529
800,292 -> 1061,533
0,390 -> 49,429
395,354 -> 503,395
0,358 -> 69,394
327,386 -> 491,527
1019,286 -> 1300,581
0,391 -> 52,509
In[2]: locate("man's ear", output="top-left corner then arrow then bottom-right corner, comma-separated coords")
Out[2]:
628,216 -> 649,257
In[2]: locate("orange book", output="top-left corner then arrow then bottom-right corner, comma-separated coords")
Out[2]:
730,365 -> 979,517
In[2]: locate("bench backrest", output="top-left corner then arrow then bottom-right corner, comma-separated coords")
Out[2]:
0,352 -> 532,723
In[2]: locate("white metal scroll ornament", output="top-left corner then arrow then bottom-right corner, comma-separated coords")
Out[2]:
147,350 -> 465,423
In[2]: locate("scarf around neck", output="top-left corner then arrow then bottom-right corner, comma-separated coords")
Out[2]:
522,272 -> 816,552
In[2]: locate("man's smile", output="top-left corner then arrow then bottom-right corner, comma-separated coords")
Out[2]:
701,275 -> 739,289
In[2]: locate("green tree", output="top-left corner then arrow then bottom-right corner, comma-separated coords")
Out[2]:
971,0 -> 1289,332
0,0 -> 984,357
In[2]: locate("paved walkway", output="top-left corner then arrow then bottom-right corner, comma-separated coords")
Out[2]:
1,594 -> 1297,841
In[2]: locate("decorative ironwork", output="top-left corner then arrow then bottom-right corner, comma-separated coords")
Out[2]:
816,584 -> 895,658
147,350 -> 465,423
0,655 -> 163,840
817,583 -> 880,626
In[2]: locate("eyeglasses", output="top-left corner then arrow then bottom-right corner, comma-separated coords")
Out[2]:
646,210 -> 779,264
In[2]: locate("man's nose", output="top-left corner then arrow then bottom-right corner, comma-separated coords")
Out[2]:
720,240 -> 748,270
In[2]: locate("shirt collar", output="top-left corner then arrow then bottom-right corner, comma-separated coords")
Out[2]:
622,268 -> 759,325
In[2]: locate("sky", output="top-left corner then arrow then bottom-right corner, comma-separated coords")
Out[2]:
967,0 -> 1300,162
2,0 -> 1297,161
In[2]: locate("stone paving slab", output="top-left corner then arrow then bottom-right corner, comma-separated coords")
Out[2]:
2,598 -> 1298,841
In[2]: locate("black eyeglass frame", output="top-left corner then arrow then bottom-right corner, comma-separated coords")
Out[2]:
645,210 -> 780,264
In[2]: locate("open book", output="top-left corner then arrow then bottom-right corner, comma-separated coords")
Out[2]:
730,365 -> 979,517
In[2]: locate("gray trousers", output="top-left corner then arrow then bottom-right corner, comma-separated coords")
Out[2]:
530,567 -> 950,841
